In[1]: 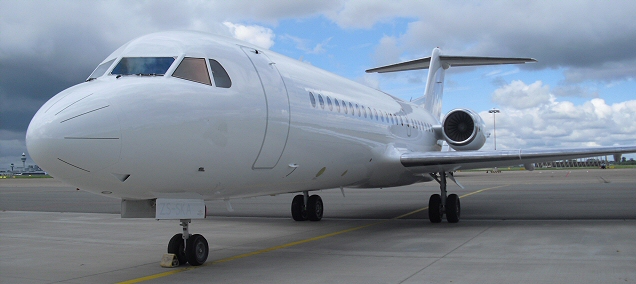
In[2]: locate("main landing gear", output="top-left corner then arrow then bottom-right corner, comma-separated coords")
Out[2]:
167,219 -> 209,266
291,191 -> 323,221
428,172 -> 461,223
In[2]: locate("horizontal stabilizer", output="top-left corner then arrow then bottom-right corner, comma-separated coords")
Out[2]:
366,55 -> 537,73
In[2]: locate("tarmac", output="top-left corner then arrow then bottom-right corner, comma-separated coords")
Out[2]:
1,168 -> 635,283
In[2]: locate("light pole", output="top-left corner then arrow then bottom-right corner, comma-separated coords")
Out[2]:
488,108 -> 500,150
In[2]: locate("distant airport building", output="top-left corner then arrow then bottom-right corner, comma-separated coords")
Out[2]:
1,153 -> 47,177
536,157 -> 611,168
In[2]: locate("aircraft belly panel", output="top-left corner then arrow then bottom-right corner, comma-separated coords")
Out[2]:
242,47 -> 291,169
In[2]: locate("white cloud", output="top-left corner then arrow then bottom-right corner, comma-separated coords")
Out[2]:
481,81 -> 636,150
223,22 -> 275,49
373,35 -> 403,66
551,85 -> 599,98
279,34 -> 332,54
325,0 -> 417,29
343,1 -> 636,81
563,60 -> 636,84
492,80 -> 551,109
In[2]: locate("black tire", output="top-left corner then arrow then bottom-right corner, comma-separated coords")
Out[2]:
168,233 -> 187,266
428,194 -> 443,223
186,234 -> 209,266
291,194 -> 308,221
446,194 -> 461,223
307,195 -> 323,221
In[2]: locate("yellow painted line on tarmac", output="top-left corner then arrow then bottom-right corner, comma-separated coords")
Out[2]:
391,184 -> 510,220
117,222 -> 383,284
211,221 -> 383,265
117,184 -> 508,284
459,184 -> 510,198
116,268 -> 195,284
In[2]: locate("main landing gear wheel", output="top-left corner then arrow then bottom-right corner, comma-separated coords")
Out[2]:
291,192 -> 323,221
445,194 -> 460,223
428,194 -> 443,223
186,234 -> 209,266
428,171 -> 462,223
307,195 -> 323,221
291,194 -> 308,221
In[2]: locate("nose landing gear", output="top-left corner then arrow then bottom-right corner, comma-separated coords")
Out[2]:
166,219 -> 209,266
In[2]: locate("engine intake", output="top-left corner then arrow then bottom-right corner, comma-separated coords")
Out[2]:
442,109 -> 486,151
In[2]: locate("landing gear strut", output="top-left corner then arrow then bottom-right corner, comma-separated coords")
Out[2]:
291,191 -> 323,221
429,172 -> 461,223
167,219 -> 209,266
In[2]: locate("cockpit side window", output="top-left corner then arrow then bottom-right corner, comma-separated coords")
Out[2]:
111,57 -> 175,76
208,59 -> 232,88
87,59 -> 116,81
173,57 -> 211,85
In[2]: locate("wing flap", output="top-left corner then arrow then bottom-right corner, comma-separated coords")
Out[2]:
401,146 -> 636,173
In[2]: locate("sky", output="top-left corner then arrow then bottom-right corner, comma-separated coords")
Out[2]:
1,0 -> 635,169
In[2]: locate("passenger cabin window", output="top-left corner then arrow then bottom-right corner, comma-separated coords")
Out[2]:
318,94 -> 325,109
87,59 -> 116,81
111,57 -> 175,76
209,59 -> 232,88
309,92 -> 316,107
173,57 -> 211,85
327,97 -> 333,111
334,99 -> 340,112
343,101 -> 348,114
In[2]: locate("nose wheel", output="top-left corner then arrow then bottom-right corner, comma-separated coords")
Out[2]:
167,219 -> 209,266
428,172 -> 461,223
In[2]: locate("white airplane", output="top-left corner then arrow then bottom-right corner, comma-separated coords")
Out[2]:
26,31 -> 636,266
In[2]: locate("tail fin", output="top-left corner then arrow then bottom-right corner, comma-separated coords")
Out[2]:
366,48 -> 536,119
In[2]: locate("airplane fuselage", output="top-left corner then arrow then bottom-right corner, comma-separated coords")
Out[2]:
27,31 -> 440,201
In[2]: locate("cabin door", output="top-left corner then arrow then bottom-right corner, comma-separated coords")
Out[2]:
241,47 -> 291,169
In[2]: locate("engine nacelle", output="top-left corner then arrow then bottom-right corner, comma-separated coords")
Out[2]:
442,109 -> 487,151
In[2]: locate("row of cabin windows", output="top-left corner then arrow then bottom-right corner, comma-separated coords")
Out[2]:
308,92 -> 434,132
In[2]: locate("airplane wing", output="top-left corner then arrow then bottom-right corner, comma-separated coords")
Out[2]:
401,146 -> 636,173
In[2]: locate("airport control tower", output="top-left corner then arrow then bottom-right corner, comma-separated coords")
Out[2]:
21,153 -> 26,170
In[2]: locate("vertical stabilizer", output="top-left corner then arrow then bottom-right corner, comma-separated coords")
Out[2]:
418,48 -> 445,119
365,49 -> 536,120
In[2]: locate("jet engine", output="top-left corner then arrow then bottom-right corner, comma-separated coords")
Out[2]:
441,109 -> 487,151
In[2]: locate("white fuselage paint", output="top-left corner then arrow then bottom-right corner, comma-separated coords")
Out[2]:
26,31 -> 441,201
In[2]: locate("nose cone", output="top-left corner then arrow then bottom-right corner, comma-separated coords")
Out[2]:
26,87 -> 121,180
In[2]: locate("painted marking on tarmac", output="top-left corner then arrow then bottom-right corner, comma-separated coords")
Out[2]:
117,184 -> 509,284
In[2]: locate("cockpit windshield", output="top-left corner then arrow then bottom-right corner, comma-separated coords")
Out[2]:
87,59 -> 116,81
111,57 -> 175,76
